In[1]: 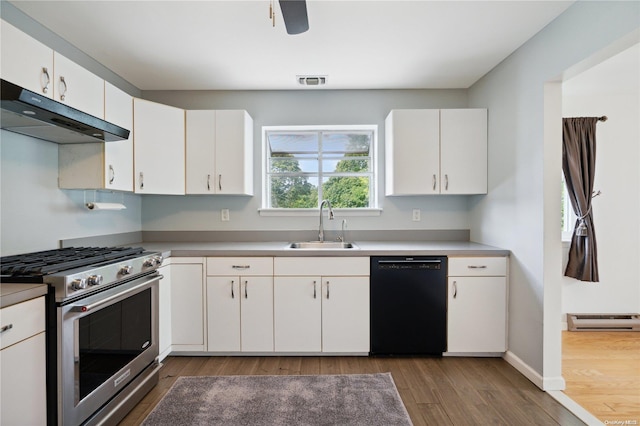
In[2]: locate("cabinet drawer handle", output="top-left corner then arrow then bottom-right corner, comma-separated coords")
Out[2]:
0,323 -> 13,333
41,67 -> 50,94
468,265 -> 487,269
244,280 -> 248,299
453,281 -> 457,299
313,280 -> 317,299
232,265 -> 250,270
231,280 -> 235,299
432,174 -> 437,191
59,76 -> 67,101
109,165 -> 115,184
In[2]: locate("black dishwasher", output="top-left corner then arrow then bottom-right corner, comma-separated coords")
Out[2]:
370,256 -> 447,355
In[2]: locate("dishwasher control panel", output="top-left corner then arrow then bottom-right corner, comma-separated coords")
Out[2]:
376,257 -> 442,270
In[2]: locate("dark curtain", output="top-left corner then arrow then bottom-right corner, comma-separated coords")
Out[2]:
562,117 -> 599,282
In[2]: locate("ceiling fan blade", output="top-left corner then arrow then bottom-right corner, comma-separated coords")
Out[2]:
279,0 -> 309,35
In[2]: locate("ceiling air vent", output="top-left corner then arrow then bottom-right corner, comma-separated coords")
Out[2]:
297,75 -> 327,86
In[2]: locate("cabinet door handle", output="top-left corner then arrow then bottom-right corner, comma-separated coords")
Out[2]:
231,280 -> 235,299
326,280 -> 330,299
41,67 -> 50,94
244,280 -> 248,299
218,174 -> 222,191
109,165 -> 115,184
445,174 -> 449,191
313,280 -> 317,299
0,323 -> 13,333
468,265 -> 487,269
432,174 -> 437,191
207,174 -> 211,191
139,172 -> 144,189
453,280 -> 457,299
59,76 -> 67,101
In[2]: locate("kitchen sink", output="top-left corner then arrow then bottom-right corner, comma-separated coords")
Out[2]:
286,241 -> 359,249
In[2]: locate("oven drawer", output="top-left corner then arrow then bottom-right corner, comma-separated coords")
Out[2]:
0,296 -> 45,350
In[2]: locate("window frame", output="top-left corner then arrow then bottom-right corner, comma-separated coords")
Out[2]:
260,125 -> 380,216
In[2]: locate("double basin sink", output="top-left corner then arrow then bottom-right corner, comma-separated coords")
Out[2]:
287,241 -> 358,250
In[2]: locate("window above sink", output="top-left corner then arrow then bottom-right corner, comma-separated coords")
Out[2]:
261,125 -> 379,215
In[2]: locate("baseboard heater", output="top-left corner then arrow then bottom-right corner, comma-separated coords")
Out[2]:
567,313 -> 640,331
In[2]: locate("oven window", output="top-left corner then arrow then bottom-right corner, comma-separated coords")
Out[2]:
78,288 -> 152,400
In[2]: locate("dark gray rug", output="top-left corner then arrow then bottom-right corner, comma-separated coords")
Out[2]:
141,373 -> 412,426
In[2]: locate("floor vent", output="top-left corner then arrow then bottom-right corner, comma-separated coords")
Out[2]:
567,313 -> 640,332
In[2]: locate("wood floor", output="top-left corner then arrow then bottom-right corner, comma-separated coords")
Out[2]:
120,355 -> 584,426
562,331 -> 640,424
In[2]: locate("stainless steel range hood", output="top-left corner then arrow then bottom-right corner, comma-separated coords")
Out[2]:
1,79 -> 130,144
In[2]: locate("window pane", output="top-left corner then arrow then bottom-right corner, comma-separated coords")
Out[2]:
270,176 -> 318,208
322,132 -> 371,155
323,158 -> 370,173
268,132 -> 318,154
321,176 -> 370,208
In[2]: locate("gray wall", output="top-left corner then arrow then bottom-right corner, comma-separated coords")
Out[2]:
467,0 -> 640,384
141,89 -> 472,234
0,131 -> 142,255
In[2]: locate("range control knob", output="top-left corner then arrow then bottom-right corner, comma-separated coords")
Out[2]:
87,275 -> 103,286
71,278 -> 87,290
120,265 -> 133,275
143,255 -> 164,267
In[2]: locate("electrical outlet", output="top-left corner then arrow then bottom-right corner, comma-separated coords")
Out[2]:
221,209 -> 230,222
412,209 -> 421,221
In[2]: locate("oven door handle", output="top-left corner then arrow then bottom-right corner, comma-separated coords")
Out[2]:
70,274 -> 163,313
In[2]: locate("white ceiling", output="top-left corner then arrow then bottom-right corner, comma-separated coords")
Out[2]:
10,0 -> 574,91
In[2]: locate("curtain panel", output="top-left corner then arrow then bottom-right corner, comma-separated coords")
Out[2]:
562,117 -> 599,282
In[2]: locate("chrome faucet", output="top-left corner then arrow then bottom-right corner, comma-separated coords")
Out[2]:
318,199 -> 334,242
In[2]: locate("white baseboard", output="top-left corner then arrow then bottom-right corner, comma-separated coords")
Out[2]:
502,350 -> 566,390
547,391 -> 604,426
503,352 -> 602,425
503,350 -> 544,389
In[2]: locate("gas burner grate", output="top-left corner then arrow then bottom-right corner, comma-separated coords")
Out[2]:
0,246 -> 145,280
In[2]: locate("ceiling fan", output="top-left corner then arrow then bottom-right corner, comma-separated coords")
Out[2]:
273,0 -> 309,34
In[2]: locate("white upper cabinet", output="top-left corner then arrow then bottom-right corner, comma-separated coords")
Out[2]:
52,52 -> 104,118
385,109 -> 440,195
440,109 -> 487,194
1,20 -> 104,119
186,110 -> 253,195
58,82 -> 133,191
385,108 -> 487,195
1,20 -> 54,97
103,82 -> 134,191
134,98 -> 185,195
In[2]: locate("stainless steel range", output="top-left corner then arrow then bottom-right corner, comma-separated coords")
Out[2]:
0,247 -> 163,426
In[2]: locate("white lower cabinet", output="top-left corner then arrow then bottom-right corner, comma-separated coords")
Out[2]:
273,257 -> 370,354
206,257 -> 274,352
157,262 -> 172,361
273,276 -> 322,352
0,296 -> 47,426
169,258 -> 205,352
447,257 -> 508,354
206,276 -> 273,352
